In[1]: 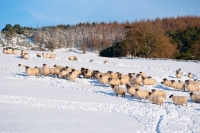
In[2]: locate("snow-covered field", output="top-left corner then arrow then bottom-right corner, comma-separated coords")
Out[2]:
0,47 -> 200,133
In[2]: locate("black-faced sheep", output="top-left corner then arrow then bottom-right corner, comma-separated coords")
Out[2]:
110,85 -> 125,98
169,94 -> 187,106
190,92 -> 200,103
135,89 -> 150,101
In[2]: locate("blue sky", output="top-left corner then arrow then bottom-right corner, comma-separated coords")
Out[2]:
0,0 -> 200,30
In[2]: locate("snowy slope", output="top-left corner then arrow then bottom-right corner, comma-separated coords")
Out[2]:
0,48 -> 200,133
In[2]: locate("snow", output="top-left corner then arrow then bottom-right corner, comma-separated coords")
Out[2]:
0,47 -> 200,133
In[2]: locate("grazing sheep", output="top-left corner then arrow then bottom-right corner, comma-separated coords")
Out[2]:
110,85 -> 125,98
12,49 -> 18,55
185,82 -> 200,92
148,92 -> 164,106
169,94 -> 187,106
151,89 -> 166,99
170,80 -> 185,91
139,71 -> 147,78
50,54 -> 56,59
142,77 -> 156,85
188,73 -> 193,78
126,84 -> 140,97
25,66 -> 39,76
161,78 -> 172,87
108,78 -> 121,86
36,53 -> 41,57
135,89 -> 150,101
68,56 -> 78,61
104,60 -> 108,64
2,48 -> 7,54
190,93 -> 200,103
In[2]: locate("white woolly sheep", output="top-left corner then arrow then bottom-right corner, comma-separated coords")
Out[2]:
185,82 -> 200,92
169,94 -> 187,106
170,80 -> 185,91
161,78 -> 171,87
176,72 -> 182,79
129,74 -> 142,85
99,74 -> 109,84
36,53 -> 41,57
54,64 -> 66,71
139,71 -> 146,78
190,93 -> 200,103
68,71 -> 79,82
126,84 -> 140,97
142,77 -> 156,85
110,85 -> 125,98
188,73 -> 193,78
68,56 -> 78,61
25,66 -> 39,76
5,48 -> 12,54
107,71 -> 118,79
50,54 -> 56,59
12,49 -> 18,55
148,92 -> 164,106
135,89 -> 150,101
151,89 -> 166,99
104,60 -> 108,64
176,68 -> 182,74
119,76 -> 130,85
42,53 -> 50,58
23,53 -> 29,60
71,69 -> 82,78
108,78 -> 121,86
2,48 -> 7,54
83,69 -> 94,79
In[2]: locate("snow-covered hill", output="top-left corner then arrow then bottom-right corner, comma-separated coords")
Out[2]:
0,48 -> 200,133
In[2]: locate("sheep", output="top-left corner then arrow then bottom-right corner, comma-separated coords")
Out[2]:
129,74 -> 142,85
135,89 -> 150,101
142,77 -> 156,85
161,78 -> 172,87
68,71 -> 79,82
185,82 -> 200,92
128,73 -> 136,79
99,74 -> 109,84
190,93 -> 200,103
110,85 -> 125,98
36,53 -> 41,57
185,79 -> 200,86
38,67 -> 50,76
151,89 -> 166,99
126,84 -> 140,97
60,68 -> 71,79
139,71 -> 147,78
170,80 -> 185,91
12,49 -> 18,55
169,94 -> 187,106
71,69 -> 82,78
176,72 -> 182,79
119,76 -> 130,85
93,70 -> 104,79
54,64 -> 66,71
42,53 -> 50,58
107,71 -> 118,79
188,73 -> 193,78
25,66 -> 39,76
90,59 -> 94,62
104,60 -> 108,64
68,56 -> 78,61
23,53 -> 29,60
176,68 -> 182,74
148,92 -> 164,106
50,54 -> 56,59
18,64 -> 28,68
2,48 -> 7,54
48,67 -> 60,77
108,78 -> 121,86
84,69 -> 94,79
21,50 -> 26,55
5,48 -> 12,54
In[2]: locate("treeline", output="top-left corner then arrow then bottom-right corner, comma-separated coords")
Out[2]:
100,16 -> 200,60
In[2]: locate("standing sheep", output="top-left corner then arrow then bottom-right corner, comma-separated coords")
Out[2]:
25,66 -> 39,76
170,80 -> 185,91
151,89 -> 166,99
135,89 -> 150,101
110,85 -> 125,98
108,78 -> 121,86
139,71 -> 147,78
169,94 -> 187,106
142,77 -> 156,85
2,48 -> 7,54
188,73 -> 193,78
126,84 -> 140,97
12,49 -> 18,55
185,82 -> 200,92
148,92 -> 164,106
161,78 -> 172,87
190,93 -> 200,103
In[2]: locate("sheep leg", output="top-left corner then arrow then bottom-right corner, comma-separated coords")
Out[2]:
116,93 -> 118,97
